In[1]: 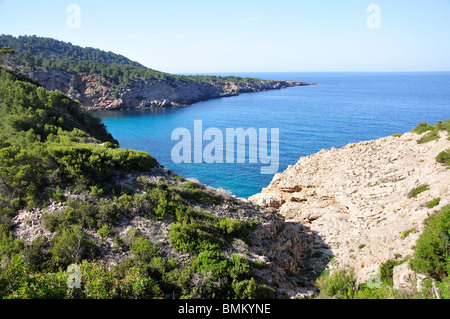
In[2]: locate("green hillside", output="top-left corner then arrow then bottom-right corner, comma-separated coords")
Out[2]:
0,34 -> 263,87
0,66 -> 276,299
0,34 -> 144,67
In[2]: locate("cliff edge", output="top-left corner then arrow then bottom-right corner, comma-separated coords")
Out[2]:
28,69 -> 309,110
250,129 -> 450,289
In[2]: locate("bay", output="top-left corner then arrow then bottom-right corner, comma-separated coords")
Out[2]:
92,72 -> 450,198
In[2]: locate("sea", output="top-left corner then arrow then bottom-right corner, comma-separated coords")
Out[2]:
92,72 -> 450,199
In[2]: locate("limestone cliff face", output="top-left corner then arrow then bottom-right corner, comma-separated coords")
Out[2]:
250,130 -> 450,288
26,69 -> 309,110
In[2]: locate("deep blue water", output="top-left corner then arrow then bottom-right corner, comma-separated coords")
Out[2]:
92,72 -> 450,198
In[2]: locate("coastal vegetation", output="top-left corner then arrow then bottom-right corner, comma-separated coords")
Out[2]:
412,120 -> 450,168
412,119 -> 450,144
0,35 -> 264,88
0,36 -> 449,299
0,66 -> 273,299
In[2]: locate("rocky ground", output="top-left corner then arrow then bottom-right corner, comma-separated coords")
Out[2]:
250,130 -> 450,290
12,166 -> 319,298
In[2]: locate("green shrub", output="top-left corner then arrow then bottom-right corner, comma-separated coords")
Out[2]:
44,186 -> 65,202
412,121 -> 434,134
115,264 -> 161,299
24,235 -> 51,272
169,221 -> 224,254
351,283 -> 399,299
131,237 -> 159,263
51,225 -> 97,268
379,259 -> 396,286
426,197 -> 441,209
418,131 -> 439,144
97,224 -> 115,238
228,254 -> 251,281
43,199 -> 121,232
436,149 -> 450,167
315,268 -> 357,299
0,221 -> 24,259
149,188 -> 175,220
95,198 -> 121,228
410,205 -> 450,281
407,184 -> 430,198
412,120 -> 450,144
400,228 -> 416,239
253,260 -> 267,270
192,250 -> 229,278
232,278 -> 276,299
1,256 -> 69,299
179,181 -> 223,206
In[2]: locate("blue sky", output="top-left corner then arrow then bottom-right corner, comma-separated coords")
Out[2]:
0,0 -> 449,73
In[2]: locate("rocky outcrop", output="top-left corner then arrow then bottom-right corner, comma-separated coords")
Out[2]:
250,130 -> 450,286
12,167 -> 317,298
26,69 -> 311,110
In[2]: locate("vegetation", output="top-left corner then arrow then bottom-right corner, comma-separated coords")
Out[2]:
1,62 -> 449,299
0,34 -> 144,67
426,197 -> 441,209
0,35 -> 264,88
412,119 -> 450,144
407,184 -> 430,198
0,66 -> 160,217
436,149 -> 450,167
410,205 -> 450,281
0,66 -> 271,299
316,205 -> 450,299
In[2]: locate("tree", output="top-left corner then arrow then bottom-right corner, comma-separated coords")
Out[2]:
51,225 -> 96,268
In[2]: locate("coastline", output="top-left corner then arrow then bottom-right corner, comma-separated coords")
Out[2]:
24,68 -> 314,111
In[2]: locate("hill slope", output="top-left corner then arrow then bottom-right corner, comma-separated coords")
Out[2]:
0,67 -> 316,299
0,35 -> 311,110
2,63 -> 450,299
250,125 -> 450,292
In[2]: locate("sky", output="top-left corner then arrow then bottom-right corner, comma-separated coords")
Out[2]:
0,0 -> 449,73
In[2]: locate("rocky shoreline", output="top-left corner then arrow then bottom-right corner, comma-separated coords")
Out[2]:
26,68 -> 313,111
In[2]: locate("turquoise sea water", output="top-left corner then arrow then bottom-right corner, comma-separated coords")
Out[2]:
92,72 -> 450,198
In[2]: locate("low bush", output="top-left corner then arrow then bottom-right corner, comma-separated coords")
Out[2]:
436,149 -> 450,167
410,205 -> 450,281
131,237 -> 159,263
407,184 -> 430,198
412,119 -> 450,144
51,225 -> 97,268
315,268 -> 357,299
418,131 -> 439,144
426,197 -> 441,209
24,235 -> 51,272
169,221 -> 224,254
178,181 -> 223,206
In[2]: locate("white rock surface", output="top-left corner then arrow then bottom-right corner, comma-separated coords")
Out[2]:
250,131 -> 450,285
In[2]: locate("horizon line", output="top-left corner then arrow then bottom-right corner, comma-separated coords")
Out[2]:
175,70 -> 450,75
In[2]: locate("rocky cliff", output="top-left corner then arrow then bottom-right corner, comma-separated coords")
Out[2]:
26,69 -> 310,110
12,168 -> 319,298
250,130 -> 450,290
